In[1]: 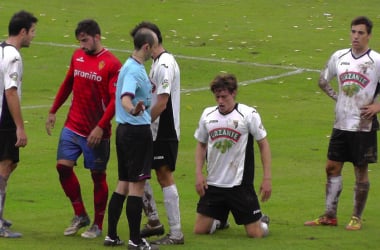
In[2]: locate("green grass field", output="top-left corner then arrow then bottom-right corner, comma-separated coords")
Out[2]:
1,0 -> 380,249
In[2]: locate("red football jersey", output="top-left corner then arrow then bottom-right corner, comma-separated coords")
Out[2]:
50,48 -> 121,138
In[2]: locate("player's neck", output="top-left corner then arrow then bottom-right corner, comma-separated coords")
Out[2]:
131,52 -> 144,64
352,47 -> 369,57
5,37 -> 21,50
93,45 -> 104,55
152,45 -> 165,60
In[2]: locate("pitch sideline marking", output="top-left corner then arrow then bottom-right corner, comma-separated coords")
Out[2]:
23,42 -> 319,109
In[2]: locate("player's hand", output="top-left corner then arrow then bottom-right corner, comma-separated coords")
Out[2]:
45,113 -> 56,136
195,173 -> 208,197
15,127 -> 27,148
360,103 -> 380,119
87,126 -> 103,148
260,178 -> 272,202
132,100 -> 146,116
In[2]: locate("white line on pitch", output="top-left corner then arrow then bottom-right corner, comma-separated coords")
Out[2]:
181,69 -> 305,93
32,41 -> 320,72
23,42 -> 317,109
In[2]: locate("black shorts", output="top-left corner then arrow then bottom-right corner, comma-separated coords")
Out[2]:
196,185 -> 262,225
152,140 -> 178,171
0,130 -> 19,163
116,123 -> 153,182
328,128 -> 377,166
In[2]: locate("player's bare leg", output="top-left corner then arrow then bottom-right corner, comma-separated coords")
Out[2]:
346,165 -> 369,230
194,213 -> 215,234
304,160 -> 343,226
0,160 -> 21,238
244,217 -> 269,238
141,181 -> 164,237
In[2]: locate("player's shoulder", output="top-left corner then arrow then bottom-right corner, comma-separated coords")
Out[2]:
72,48 -> 85,59
202,106 -> 218,117
367,49 -> 380,60
0,43 -> 20,58
332,48 -> 351,58
98,49 -> 122,63
156,51 -> 176,63
236,103 -> 257,113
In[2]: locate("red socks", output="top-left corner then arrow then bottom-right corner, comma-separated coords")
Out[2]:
56,164 -> 86,216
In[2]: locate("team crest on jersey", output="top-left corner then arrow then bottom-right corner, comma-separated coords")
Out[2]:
98,61 -> 105,70
9,72 -> 18,81
359,62 -> 373,74
233,120 -> 239,129
162,79 -> 169,89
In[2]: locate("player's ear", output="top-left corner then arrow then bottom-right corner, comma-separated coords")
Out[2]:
94,33 -> 101,41
19,28 -> 27,36
143,43 -> 151,51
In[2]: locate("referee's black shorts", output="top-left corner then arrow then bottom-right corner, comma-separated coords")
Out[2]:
116,123 -> 153,182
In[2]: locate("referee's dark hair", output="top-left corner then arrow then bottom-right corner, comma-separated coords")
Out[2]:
130,21 -> 163,44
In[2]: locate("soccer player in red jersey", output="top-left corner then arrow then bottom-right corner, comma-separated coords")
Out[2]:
45,19 -> 122,239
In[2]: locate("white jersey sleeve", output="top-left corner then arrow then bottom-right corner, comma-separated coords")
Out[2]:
150,52 -> 181,141
1,45 -> 23,93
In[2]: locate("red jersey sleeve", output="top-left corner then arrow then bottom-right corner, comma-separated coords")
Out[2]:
49,58 -> 74,114
97,57 -> 121,130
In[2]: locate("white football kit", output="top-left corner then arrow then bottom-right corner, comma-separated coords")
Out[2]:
194,103 -> 267,188
322,49 -> 380,131
149,51 -> 180,142
0,42 -> 23,130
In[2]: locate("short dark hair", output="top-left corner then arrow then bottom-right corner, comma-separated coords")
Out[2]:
75,19 -> 101,38
130,21 -> 162,44
210,73 -> 238,94
351,16 -> 373,34
130,27 -> 156,50
8,10 -> 38,36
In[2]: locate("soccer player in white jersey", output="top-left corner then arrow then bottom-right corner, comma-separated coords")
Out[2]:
0,10 -> 37,238
193,73 -> 272,238
305,16 -> 380,230
133,22 -> 184,245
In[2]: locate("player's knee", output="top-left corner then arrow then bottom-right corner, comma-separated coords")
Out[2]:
246,221 -> 269,238
56,164 -> 73,179
193,225 -> 209,234
91,170 -> 106,182
156,171 -> 174,187
326,165 -> 340,176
